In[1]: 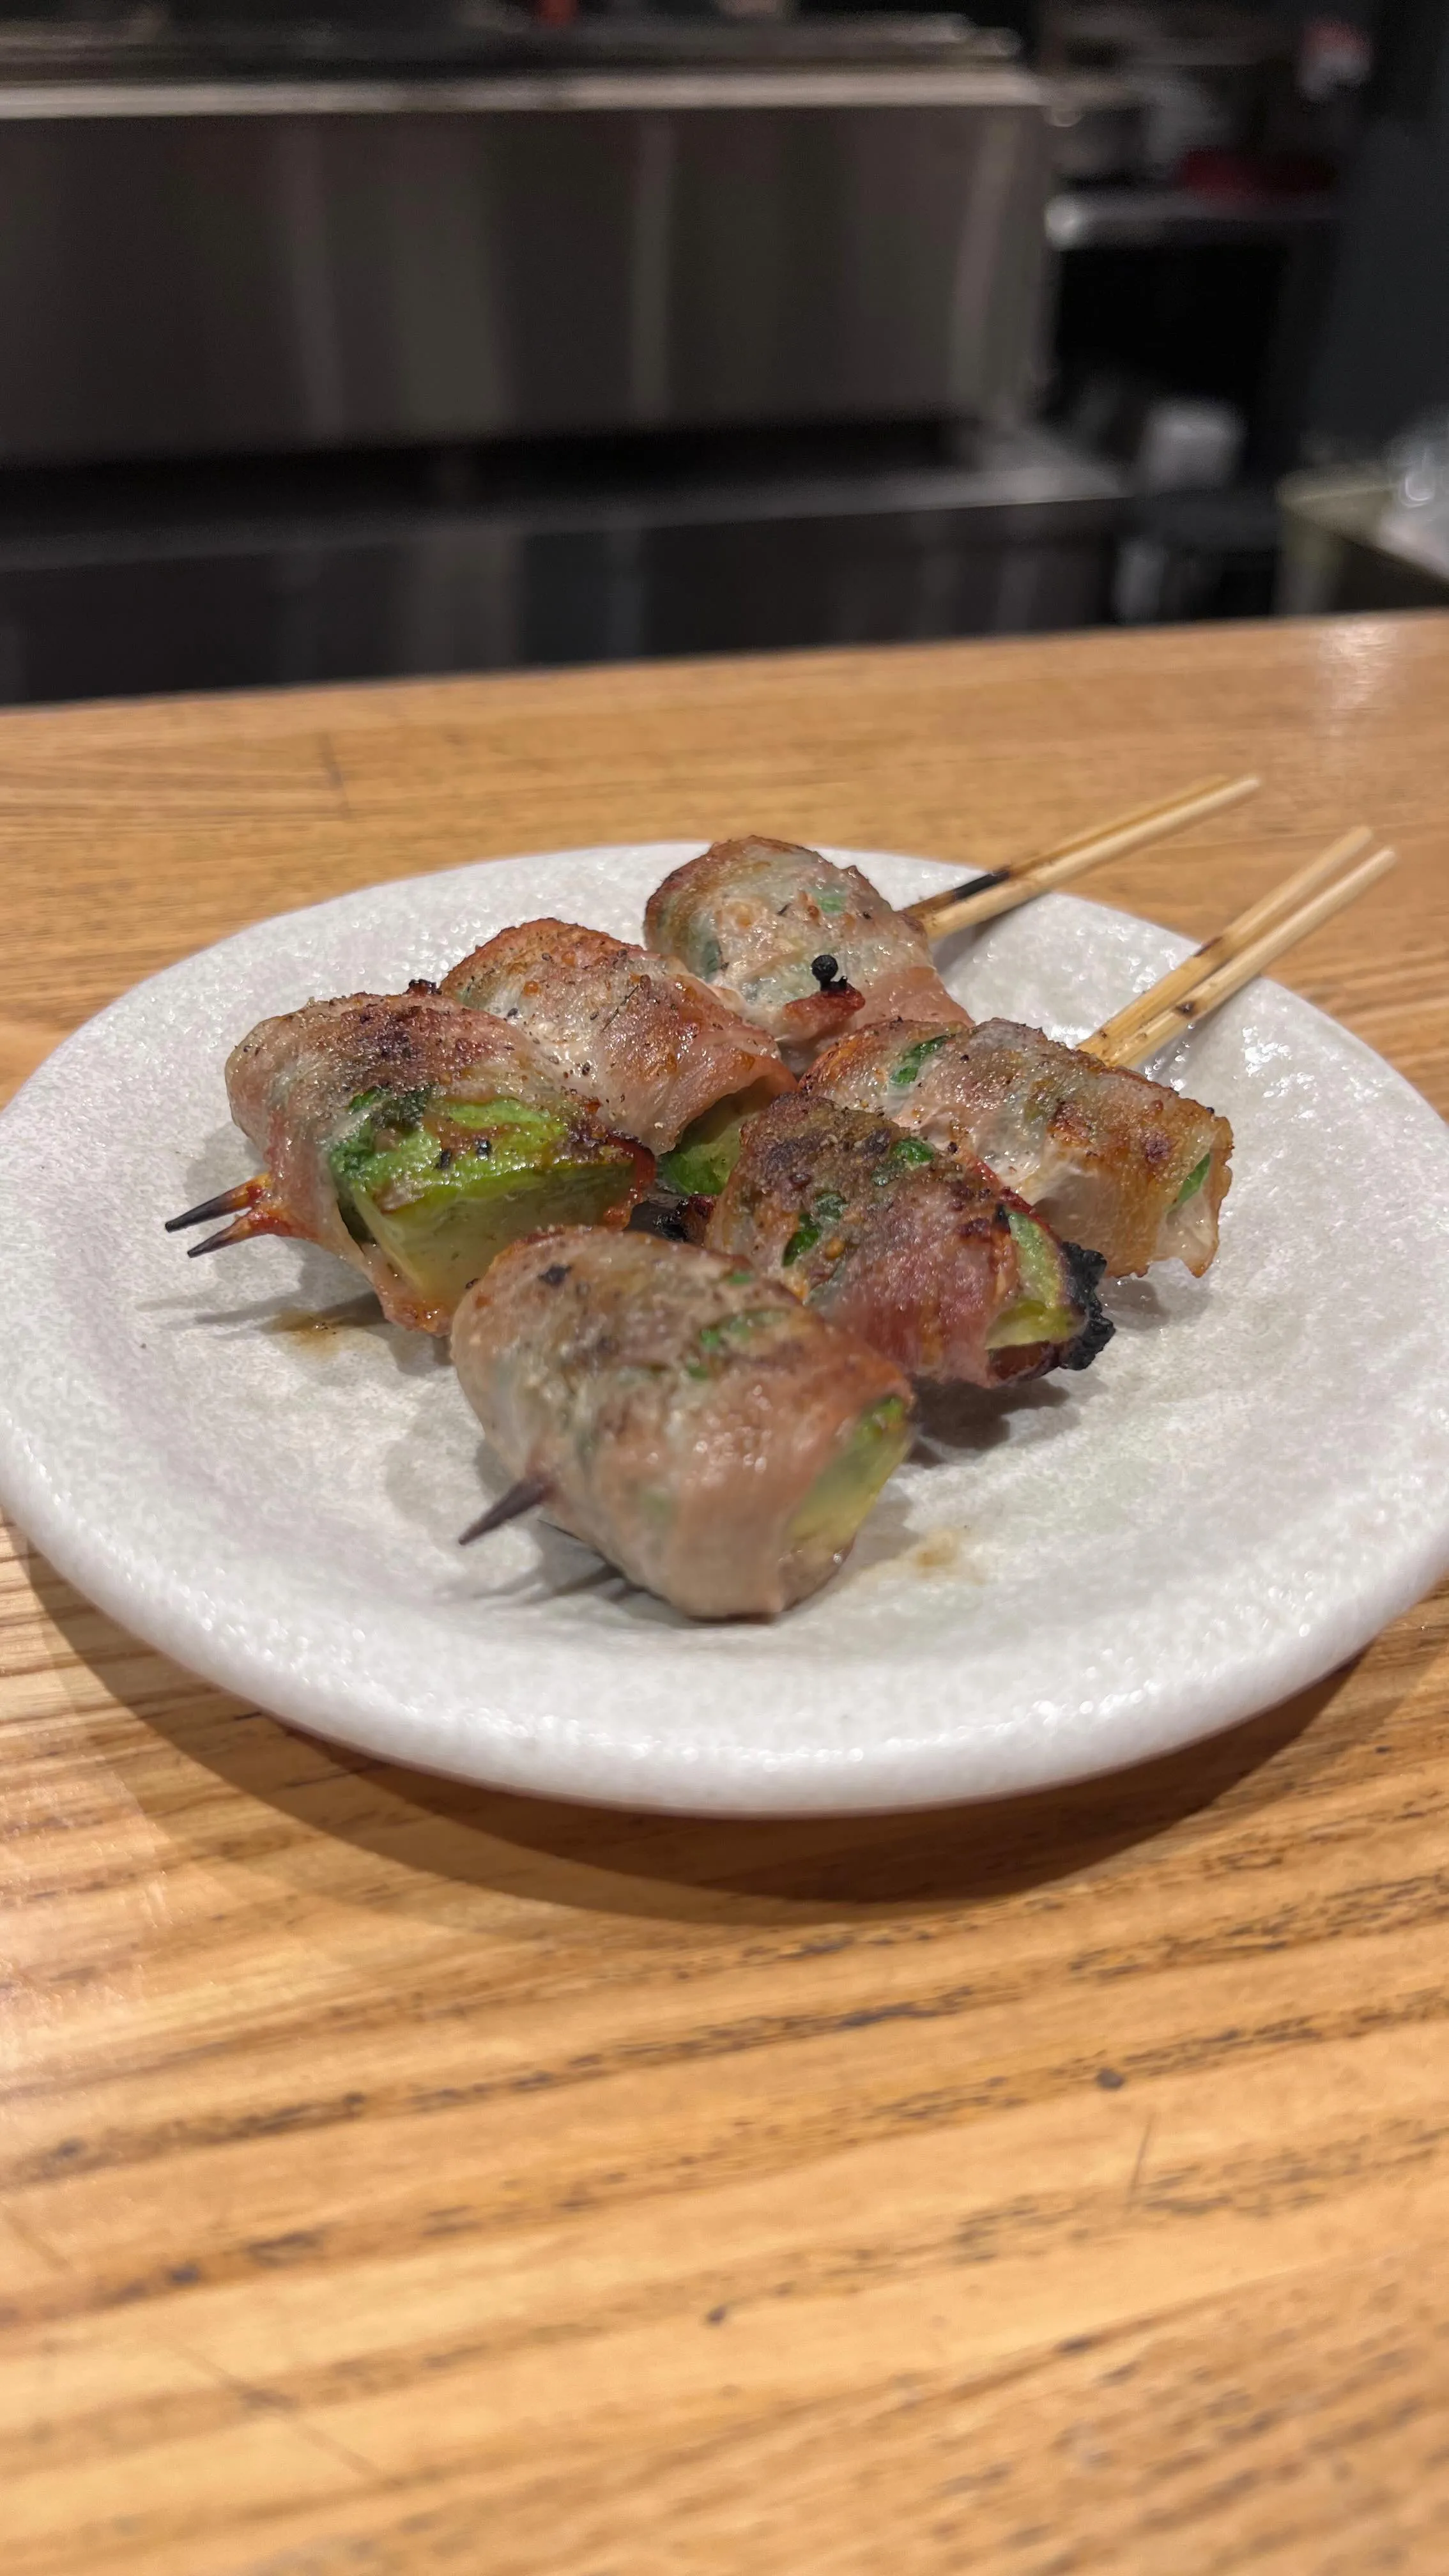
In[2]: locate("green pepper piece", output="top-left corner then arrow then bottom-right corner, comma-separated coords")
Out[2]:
1174,1151 -> 1211,1208
887,1135 -> 935,1169
658,1080 -> 781,1199
785,1395 -> 913,1565
328,1089 -> 636,1312
892,1032 -> 950,1087
986,1207 -> 1080,1351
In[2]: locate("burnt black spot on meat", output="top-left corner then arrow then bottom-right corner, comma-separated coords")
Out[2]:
407,977 -> 439,995
631,1199 -> 691,1241
1062,1239 -> 1107,1298
1061,1301 -> 1116,1371
541,1264 -> 569,1287
1057,1241 -> 1114,1372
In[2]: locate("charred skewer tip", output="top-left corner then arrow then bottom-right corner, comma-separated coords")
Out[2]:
458,1475 -> 555,1546
164,1177 -> 264,1234
186,1208 -> 279,1257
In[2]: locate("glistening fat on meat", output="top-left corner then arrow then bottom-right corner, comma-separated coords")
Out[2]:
442,918 -> 793,1175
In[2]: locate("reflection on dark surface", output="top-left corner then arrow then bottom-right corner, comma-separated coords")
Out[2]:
0,423 -> 1126,699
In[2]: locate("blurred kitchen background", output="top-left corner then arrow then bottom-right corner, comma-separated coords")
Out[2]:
0,0 -> 1443,701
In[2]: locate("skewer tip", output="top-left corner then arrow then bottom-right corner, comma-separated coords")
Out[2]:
165,1177 -> 264,1234
459,1475 -> 554,1545
185,1208 -> 277,1257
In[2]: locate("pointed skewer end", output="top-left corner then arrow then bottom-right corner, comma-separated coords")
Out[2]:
165,1177 -> 264,1234
186,1207 -> 279,1257
459,1476 -> 553,1545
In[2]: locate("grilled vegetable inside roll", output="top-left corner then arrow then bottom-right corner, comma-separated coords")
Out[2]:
643,836 -> 969,1052
451,1229 -> 915,1617
704,1095 -> 1112,1388
442,918 -> 793,1163
801,1017 -> 1233,1278
655,1080 -> 784,1198
184,992 -> 650,1331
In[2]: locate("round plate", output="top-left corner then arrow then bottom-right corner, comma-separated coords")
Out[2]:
3,843 -> 1448,1816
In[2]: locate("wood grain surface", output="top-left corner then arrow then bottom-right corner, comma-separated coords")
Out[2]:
3,615 -> 1449,2575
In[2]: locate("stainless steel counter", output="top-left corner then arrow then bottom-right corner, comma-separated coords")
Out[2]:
0,66 -> 1050,464
0,424 -> 1128,698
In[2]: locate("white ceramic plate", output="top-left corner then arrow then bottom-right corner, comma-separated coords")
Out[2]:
3,843 -> 1448,1816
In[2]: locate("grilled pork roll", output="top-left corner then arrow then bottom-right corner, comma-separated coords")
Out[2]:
801,1017 -> 1232,1278
643,836 -> 968,1052
442,918 -> 793,1192
704,1094 -> 1112,1388
211,992 -> 650,1331
451,1229 -> 914,1618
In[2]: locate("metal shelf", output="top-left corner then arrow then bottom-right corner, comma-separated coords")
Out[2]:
1048,187 -> 1340,249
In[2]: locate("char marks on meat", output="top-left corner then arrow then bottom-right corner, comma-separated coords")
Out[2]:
443,919 -> 793,1152
224,991 -> 648,1331
704,1093 -> 1110,1388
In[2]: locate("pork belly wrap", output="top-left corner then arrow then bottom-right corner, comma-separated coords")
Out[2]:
801,1017 -> 1232,1278
704,1094 -> 1112,1388
451,1229 -> 914,1618
643,836 -> 968,1051
218,992 -> 650,1331
442,918 -> 792,1192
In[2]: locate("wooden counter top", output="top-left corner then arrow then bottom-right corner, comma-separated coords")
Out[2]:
4,616 -> 1449,2574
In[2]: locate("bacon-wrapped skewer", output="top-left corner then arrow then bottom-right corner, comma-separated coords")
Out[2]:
643,836 -> 968,1051
642,785 -> 1263,1051
452,1229 -> 914,1618
441,919 -> 793,1195
800,1018 -> 1233,1278
166,991 -> 651,1332
703,1094 -> 1112,1388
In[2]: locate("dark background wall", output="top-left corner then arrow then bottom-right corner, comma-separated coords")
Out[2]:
1310,0 -> 1449,446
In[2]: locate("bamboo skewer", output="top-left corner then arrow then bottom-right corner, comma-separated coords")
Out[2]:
901,772 -> 1261,943
1084,838 -> 1398,1072
1083,825 -> 1376,1068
